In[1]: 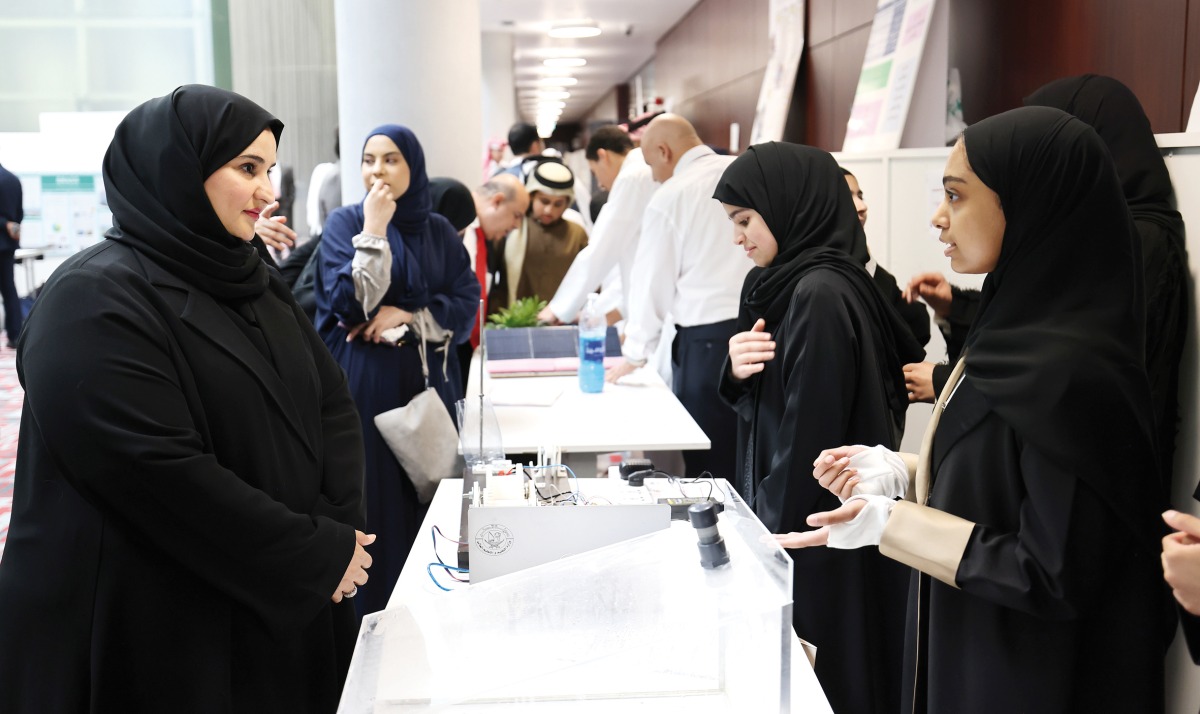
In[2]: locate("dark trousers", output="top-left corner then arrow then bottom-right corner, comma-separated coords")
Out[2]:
672,319 -> 738,480
0,249 -> 21,344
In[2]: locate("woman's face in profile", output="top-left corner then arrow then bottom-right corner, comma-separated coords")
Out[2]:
203,129 -> 277,241
361,134 -> 411,199
844,174 -> 868,226
722,203 -> 778,267
931,140 -> 1005,274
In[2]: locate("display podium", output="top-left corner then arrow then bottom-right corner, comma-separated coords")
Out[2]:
337,479 -> 828,712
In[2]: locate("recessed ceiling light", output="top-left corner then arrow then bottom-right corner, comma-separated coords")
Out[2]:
544,57 -> 586,68
537,90 -> 571,99
548,20 -> 601,39
535,76 -> 578,86
537,101 -> 567,110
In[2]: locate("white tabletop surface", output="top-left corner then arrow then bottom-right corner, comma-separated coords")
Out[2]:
466,352 -> 710,454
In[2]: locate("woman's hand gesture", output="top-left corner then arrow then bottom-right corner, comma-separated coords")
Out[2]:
903,272 -> 953,318
332,530 -> 376,603
773,499 -> 869,549
254,200 -> 297,251
728,318 -> 775,381
903,361 -> 937,403
811,445 -> 869,500
362,179 -> 397,237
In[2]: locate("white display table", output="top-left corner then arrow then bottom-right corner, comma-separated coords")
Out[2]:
465,352 -> 709,474
335,479 -> 833,714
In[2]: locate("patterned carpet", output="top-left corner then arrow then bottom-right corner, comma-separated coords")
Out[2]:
0,344 -> 22,563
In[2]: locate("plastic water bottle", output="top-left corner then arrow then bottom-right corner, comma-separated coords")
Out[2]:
578,293 -> 606,393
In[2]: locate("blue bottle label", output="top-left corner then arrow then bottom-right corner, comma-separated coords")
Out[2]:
579,336 -> 605,393
581,336 -> 605,361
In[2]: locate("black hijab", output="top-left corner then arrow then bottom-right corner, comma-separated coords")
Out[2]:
1024,74 -> 1184,235
428,177 -> 477,233
713,142 -> 924,416
103,84 -> 282,301
961,106 -> 1158,545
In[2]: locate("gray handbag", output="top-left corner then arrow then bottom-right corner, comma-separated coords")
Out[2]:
373,313 -> 461,503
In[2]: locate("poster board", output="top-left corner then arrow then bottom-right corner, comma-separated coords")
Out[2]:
18,174 -> 110,255
842,0 -> 946,152
749,0 -> 806,145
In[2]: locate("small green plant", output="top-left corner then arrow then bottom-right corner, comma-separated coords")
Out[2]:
486,296 -> 547,328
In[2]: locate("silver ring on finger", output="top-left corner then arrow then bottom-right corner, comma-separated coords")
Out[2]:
344,585 -> 358,598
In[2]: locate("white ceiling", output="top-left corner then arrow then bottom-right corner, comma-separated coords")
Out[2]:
480,0 -> 703,126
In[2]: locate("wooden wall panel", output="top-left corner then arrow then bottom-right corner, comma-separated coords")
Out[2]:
656,0 -> 769,106
653,0 -> 769,149
808,0 -> 835,46
951,0 -> 1188,133
1185,0 -> 1200,128
672,71 -> 763,150
801,42 -> 838,150
801,2 -> 872,150
800,0 -> 1197,156
833,0 -> 878,38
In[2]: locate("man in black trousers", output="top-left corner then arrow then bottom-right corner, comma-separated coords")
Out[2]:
0,163 -> 23,348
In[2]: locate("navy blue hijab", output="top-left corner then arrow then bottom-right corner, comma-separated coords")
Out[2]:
362,124 -> 432,234
354,124 -> 433,310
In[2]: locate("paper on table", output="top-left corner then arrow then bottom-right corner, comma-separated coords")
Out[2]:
609,365 -> 663,388
488,379 -> 564,407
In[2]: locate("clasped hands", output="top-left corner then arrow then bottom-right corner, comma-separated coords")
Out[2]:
333,530 -> 376,603
772,445 -> 906,550
344,305 -> 414,343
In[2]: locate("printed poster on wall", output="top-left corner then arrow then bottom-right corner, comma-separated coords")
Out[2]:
21,174 -> 110,256
842,0 -> 937,152
749,0 -> 805,147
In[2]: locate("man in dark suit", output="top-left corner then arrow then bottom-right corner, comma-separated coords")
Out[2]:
0,163 -> 22,348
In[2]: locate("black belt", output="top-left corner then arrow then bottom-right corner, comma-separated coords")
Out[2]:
673,318 -> 737,338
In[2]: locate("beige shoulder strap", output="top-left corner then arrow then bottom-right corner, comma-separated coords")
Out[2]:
914,355 -> 967,504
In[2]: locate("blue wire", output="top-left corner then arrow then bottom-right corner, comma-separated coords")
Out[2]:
427,562 -> 469,591
431,526 -> 468,582
428,522 -> 470,591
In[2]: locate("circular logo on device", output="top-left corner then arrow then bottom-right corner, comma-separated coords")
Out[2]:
475,524 -> 515,556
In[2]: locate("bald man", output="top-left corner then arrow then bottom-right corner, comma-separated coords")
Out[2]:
460,173 -> 530,365
607,114 -> 752,479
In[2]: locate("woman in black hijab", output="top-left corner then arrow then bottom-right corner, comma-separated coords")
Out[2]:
1025,74 -> 1188,504
0,85 -> 371,713
715,142 -> 923,714
798,107 -> 1167,712
429,176 -> 478,235
910,77 -> 1188,500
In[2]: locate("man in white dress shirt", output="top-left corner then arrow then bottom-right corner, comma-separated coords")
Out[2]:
537,126 -> 658,326
606,114 -> 752,479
